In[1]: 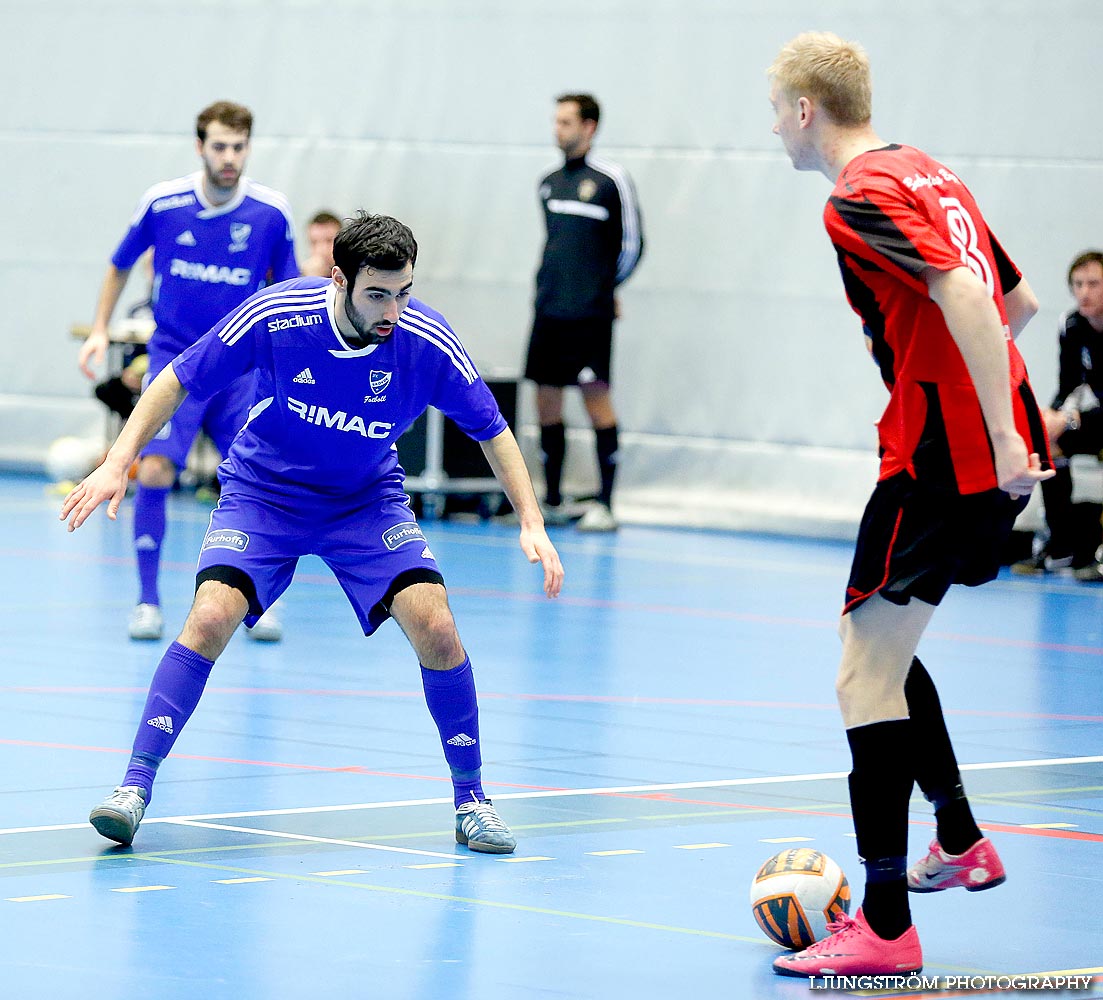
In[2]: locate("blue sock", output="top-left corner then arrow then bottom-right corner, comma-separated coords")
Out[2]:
133,484 -> 170,606
122,641 -> 214,804
421,656 -> 485,808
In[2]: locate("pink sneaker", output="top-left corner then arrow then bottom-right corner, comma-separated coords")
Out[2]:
772,907 -> 922,977
907,837 -> 1006,893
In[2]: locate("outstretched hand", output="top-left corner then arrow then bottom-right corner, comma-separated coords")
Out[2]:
60,462 -> 130,531
519,524 -> 565,599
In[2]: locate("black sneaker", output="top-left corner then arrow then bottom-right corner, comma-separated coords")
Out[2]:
1011,550 -> 1074,576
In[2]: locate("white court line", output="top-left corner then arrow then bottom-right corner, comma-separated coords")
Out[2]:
166,819 -> 463,860
2,754 -> 1100,838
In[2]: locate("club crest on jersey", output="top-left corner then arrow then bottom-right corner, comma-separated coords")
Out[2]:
369,371 -> 392,394
382,522 -> 426,551
228,223 -> 251,253
577,178 -> 597,202
202,528 -> 249,552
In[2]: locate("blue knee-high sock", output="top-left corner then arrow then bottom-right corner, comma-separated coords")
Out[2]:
133,484 -> 170,606
122,641 -> 214,804
421,656 -> 484,808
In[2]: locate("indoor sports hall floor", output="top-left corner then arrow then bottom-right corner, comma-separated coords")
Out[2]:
1,472 -> 1100,999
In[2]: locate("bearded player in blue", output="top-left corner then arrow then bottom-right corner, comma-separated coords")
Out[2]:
78,101 -> 299,643
63,212 -> 565,855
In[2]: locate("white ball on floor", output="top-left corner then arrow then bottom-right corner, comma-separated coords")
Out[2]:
45,436 -> 103,483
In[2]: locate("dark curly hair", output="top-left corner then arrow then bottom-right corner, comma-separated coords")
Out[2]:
332,212 -> 418,291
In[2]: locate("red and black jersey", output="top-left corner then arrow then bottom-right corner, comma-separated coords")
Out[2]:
824,144 -> 1048,494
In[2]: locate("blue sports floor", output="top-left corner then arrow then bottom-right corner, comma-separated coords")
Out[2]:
1,472 -> 1100,998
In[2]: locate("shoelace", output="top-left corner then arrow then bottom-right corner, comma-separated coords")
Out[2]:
821,914 -> 858,940
468,803 -> 507,832
107,788 -> 142,808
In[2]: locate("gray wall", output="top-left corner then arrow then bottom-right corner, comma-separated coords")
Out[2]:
3,0 -> 1101,534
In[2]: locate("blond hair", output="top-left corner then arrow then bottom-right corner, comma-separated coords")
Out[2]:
768,32 -> 872,127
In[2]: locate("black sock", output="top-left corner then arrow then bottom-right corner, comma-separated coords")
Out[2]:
1039,463 -> 1074,556
862,865 -> 911,941
594,424 -> 618,506
540,423 -> 566,507
904,657 -> 982,854
847,719 -> 914,940
934,795 -> 983,856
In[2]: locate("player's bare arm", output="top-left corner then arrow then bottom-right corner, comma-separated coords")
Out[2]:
79,264 -> 132,379
1002,277 -> 1040,341
61,365 -> 189,531
926,266 -> 1053,496
479,427 -> 565,598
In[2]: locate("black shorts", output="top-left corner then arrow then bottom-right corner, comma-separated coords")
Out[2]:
524,315 -> 614,387
843,471 -> 1028,615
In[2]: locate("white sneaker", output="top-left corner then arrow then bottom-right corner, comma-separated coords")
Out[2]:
128,603 -> 163,641
455,797 -> 516,854
247,603 -> 283,642
576,503 -> 618,532
89,785 -> 147,846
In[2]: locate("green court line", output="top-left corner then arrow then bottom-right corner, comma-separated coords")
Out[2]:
971,784 -> 1103,799
137,854 -> 768,944
968,794 -> 1103,820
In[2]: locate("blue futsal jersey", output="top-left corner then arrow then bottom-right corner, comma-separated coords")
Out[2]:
171,278 -> 508,503
112,172 -> 299,357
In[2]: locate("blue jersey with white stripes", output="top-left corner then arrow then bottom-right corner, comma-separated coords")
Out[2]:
171,277 -> 507,503
112,172 -> 299,356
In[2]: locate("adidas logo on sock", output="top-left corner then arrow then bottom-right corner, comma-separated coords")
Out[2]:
447,733 -> 477,747
135,534 -> 158,551
293,368 -> 316,384
146,715 -> 174,735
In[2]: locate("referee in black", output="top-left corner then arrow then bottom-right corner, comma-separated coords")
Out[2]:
525,93 -> 644,532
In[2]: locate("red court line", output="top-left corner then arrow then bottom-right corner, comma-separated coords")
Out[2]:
0,739 -> 557,791
3,739 -> 1100,843
11,548 -> 1102,657
4,686 -> 1102,723
610,791 -> 1103,844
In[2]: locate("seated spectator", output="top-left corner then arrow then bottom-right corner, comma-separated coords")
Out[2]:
300,210 -> 342,277
1013,249 -> 1103,583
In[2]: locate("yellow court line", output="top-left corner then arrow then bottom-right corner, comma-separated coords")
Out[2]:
111,884 -> 175,893
136,854 -> 768,945
6,894 -> 70,902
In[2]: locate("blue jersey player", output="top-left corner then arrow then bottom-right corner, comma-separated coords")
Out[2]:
63,212 -> 565,855
78,101 -> 299,643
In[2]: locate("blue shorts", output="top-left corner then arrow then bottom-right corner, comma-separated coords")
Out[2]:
141,345 -> 255,470
195,485 -> 444,635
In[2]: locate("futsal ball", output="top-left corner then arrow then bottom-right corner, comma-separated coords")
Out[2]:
749,848 -> 850,950
44,436 -> 103,483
